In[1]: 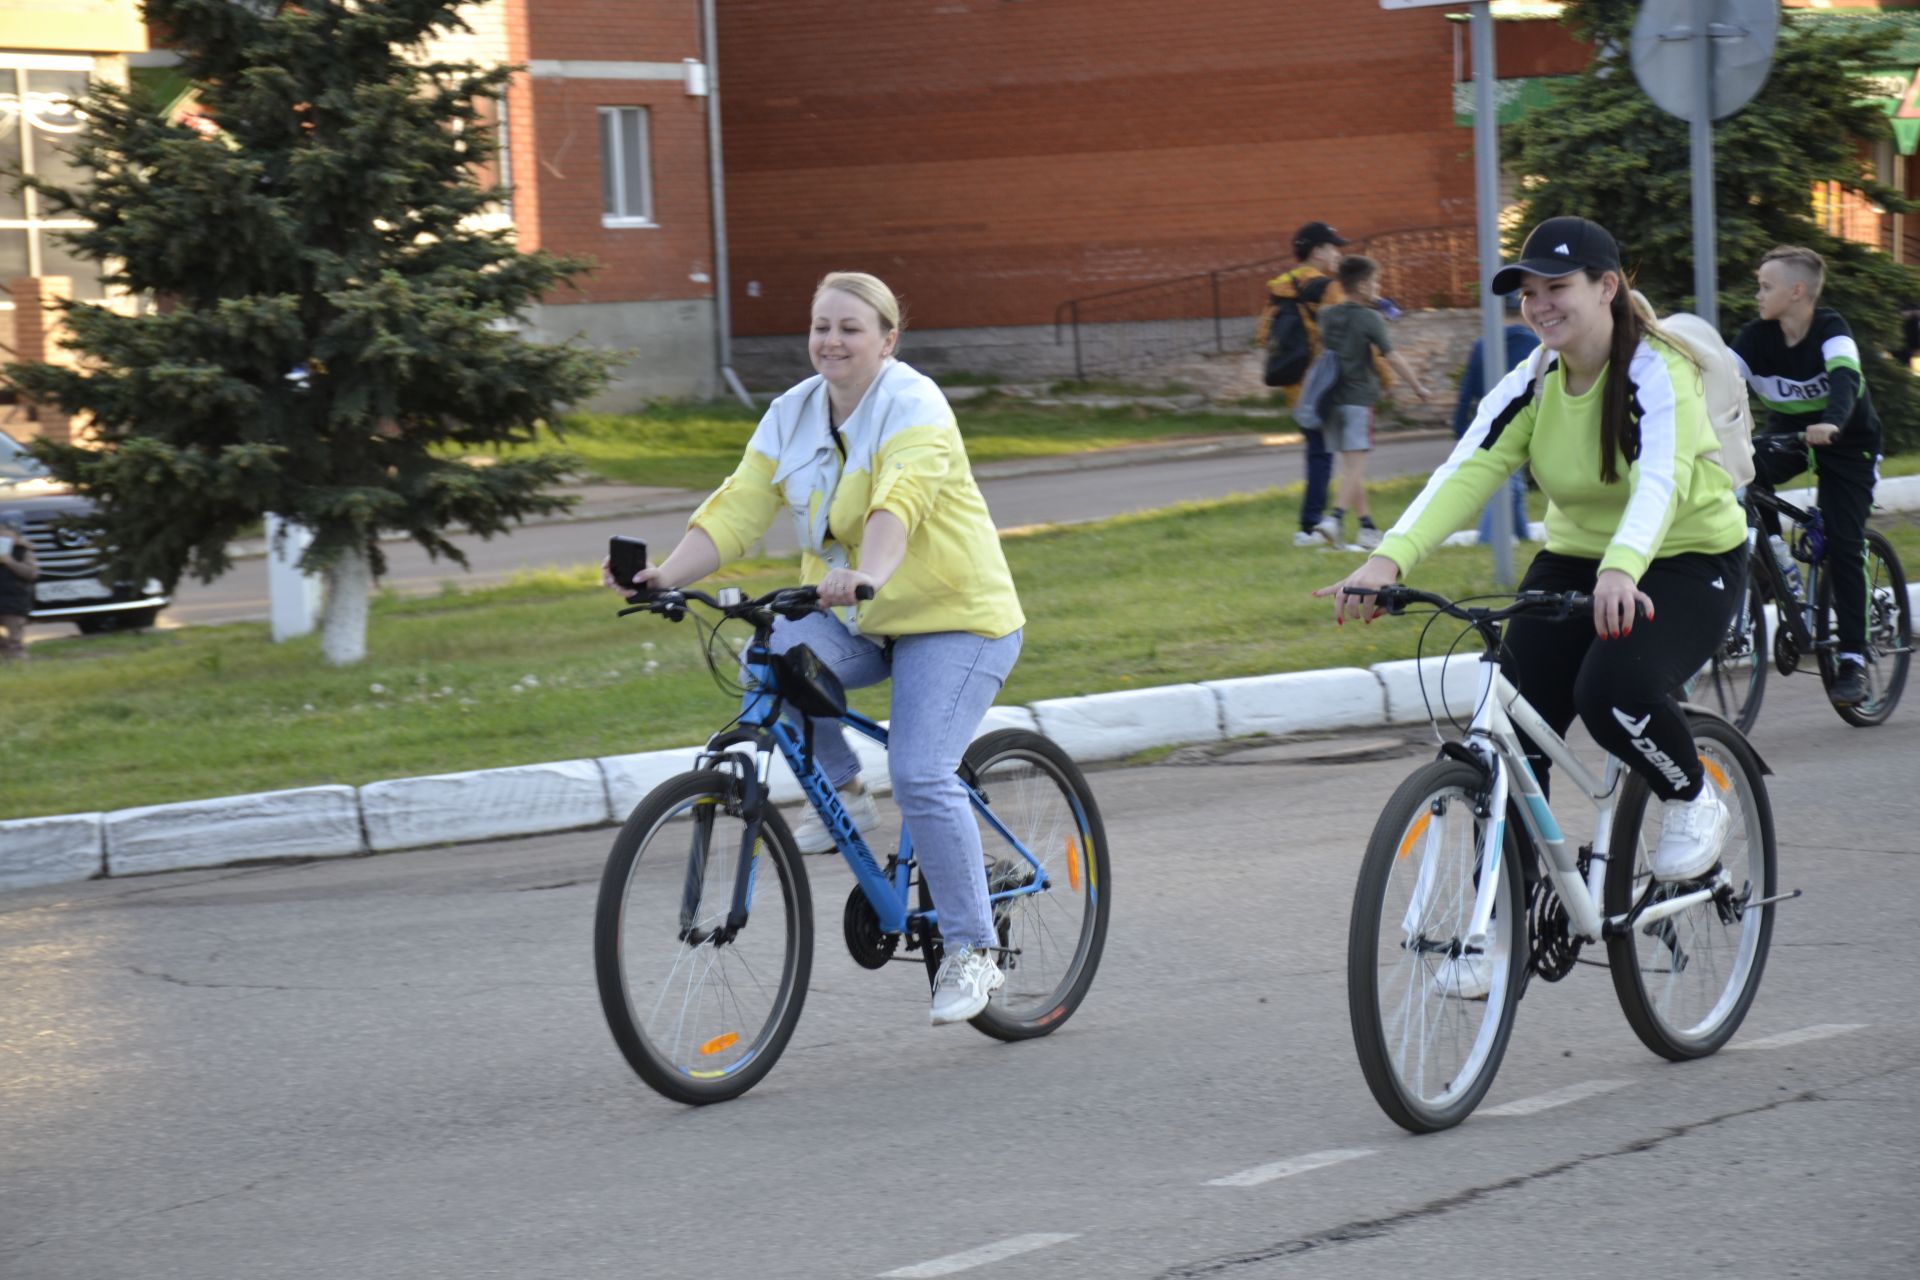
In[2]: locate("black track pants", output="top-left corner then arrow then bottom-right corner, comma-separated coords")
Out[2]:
1502,548 -> 1747,802
1751,444 -> 1877,656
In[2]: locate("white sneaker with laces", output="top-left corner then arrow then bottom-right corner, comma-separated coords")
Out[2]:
929,945 -> 1005,1025
1291,529 -> 1327,548
787,781 -> 879,855
1651,788 -> 1730,882
1315,514 -> 1342,545
1431,922 -> 1496,1000
1356,525 -> 1383,550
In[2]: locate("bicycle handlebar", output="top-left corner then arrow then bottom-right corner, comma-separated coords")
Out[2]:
619,582 -> 874,624
1345,585 -> 1593,625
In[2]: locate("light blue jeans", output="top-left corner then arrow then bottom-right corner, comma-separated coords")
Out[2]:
761,611 -> 1023,952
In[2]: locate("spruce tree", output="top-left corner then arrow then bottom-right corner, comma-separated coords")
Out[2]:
5,0 -> 608,664
1506,0 -> 1919,450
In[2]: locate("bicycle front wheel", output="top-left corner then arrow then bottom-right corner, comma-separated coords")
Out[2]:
1348,758 -> 1527,1133
1605,716 -> 1775,1060
1816,528 -> 1911,727
594,770 -> 813,1104
960,729 -> 1111,1042
1690,561 -> 1767,733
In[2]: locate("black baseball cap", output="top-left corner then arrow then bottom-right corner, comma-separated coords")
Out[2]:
1293,221 -> 1349,259
1490,216 -> 1622,295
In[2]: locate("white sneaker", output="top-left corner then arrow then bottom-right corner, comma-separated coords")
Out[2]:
1356,525 -> 1383,550
1315,514 -> 1343,545
1431,923 -> 1496,1000
786,781 -> 879,855
1291,529 -> 1327,548
1651,789 -> 1730,882
929,945 -> 1005,1025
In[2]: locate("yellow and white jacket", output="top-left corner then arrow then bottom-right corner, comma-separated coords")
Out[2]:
690,360 -> 1024,639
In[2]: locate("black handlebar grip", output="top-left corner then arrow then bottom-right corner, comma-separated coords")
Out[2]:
854,584 -> 875,601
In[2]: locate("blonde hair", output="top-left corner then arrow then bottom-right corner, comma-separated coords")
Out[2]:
1760,245 -> 1826,299
813,271 -> 905,337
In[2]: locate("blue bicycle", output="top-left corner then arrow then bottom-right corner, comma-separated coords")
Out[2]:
593,584 -> 1111,1104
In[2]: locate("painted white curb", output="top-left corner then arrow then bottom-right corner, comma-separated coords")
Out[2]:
105,786 -> 363,877
599,748 -> 703,822
359,761 -> 610,852
1030,683 -> 1222,761
0,814 -> 105,890
1202,669 -> 1384,738
1372,657 -> 1486,725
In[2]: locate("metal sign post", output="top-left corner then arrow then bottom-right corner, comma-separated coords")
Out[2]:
1631,0 -> 1779,326
1383,0 -> 1513,582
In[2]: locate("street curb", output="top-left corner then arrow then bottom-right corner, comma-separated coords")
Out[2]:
6,597 -> 1918,893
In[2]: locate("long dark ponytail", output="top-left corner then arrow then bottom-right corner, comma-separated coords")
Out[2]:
1598,271 -> 1646,485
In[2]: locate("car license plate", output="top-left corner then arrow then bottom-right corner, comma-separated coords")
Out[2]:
38,578 -> 111,603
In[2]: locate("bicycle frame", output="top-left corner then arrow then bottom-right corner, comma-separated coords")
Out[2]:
1437,650 -> 1728,952
694,638 -> 1054,939
1743,487 -> 1826,654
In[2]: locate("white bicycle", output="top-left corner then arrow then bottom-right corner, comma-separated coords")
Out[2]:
1346,586 -> 1793,1133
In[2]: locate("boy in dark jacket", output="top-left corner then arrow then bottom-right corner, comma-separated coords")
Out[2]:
1732,245 -> 1881,707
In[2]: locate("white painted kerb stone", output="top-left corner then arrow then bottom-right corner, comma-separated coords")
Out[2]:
0,814 -> 104,889
1372,657 -> 1486,725
106,787 -> 362,877
360,761 -> 610,852
1203,669 -> 1385,738
1030,684 -> 1220,761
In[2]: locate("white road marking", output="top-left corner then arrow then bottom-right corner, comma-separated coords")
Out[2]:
1206,1147 -> 1376,1188
1729,1023 -> 1866,1051
880,1233 -> 1080,1277
1480,1079 -> 1631,1116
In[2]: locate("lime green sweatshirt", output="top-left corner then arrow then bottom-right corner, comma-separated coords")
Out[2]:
1376,337 -> 1747,581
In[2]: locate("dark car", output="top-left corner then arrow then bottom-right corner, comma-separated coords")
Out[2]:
0,428 -> 169,633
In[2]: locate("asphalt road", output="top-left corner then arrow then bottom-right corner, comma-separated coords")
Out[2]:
4,672 -> 1914,1278
149,433 -> 1461,629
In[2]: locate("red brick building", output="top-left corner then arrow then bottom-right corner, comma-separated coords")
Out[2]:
715,0 -> 1920,372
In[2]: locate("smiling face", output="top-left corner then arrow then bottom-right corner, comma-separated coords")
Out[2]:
809,287 -> 895,389
1517,269 -> 1617,357
1754,259 -> 1801,323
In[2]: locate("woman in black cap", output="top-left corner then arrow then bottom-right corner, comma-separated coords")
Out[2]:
1317,216 -> 1750,932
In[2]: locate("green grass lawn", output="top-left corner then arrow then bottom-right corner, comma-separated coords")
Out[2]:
5,477 -> 1915,821
490,397 -> 1283,492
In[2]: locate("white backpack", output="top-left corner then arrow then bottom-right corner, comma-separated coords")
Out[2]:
1643,308 -> 1757,489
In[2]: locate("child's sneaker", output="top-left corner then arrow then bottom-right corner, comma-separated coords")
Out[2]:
1356,525 -> 1383,550
1314,514 -> 1343,545
1292,528 -> 1329,548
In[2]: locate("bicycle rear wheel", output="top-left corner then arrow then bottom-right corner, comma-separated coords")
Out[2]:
1605,716 -> 1775,1060
1689,561 -> 1767,733
1816,529 -> 1911,727
594,770 -> 813,1104
1348,758 -> 1527,1133
959,730 -> 1110,1041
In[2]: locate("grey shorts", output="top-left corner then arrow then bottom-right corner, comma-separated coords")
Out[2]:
1329,404 -> 1374,452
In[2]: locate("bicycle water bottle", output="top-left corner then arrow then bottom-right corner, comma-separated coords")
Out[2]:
1768,533 -> 1803,597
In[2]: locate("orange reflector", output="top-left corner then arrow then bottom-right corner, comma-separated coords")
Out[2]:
1066,838 -> 1081,892
1699,757 -> 1730,791
1397,812 -> 1432,860
699,1033 -> 739,1057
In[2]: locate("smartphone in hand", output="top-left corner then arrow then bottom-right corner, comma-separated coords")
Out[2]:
608,535 -> 648,599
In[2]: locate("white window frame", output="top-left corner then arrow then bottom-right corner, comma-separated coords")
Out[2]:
0,54 -> 101,305
599,106 -> 655,228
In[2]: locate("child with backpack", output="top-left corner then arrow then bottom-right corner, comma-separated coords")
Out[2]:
1262,221 -> 1349,546
1313,255 -> 1430,548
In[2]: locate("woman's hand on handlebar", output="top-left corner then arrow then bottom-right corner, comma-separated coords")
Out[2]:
1592,568 -> 1653,640
817,567 -> 878,608
1314,555 -> 1402,626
